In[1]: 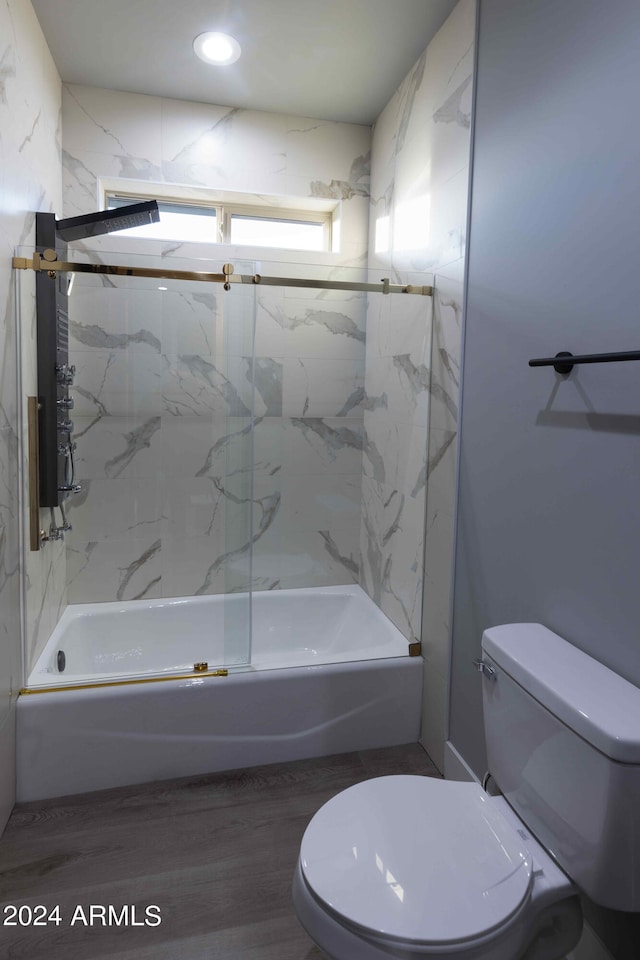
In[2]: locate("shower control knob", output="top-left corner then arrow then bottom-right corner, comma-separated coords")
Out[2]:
58,419 -> 74,433
58,483 -> 82,494
57,440 -> 77,455
57,396 -> 74,410
56,363 -> 76,386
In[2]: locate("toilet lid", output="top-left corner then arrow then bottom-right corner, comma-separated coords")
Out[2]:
300,776 -> 532,946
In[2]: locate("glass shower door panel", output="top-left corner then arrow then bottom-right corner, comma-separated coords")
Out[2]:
220,273 -> 256,669
246,259 -> 434,669
248,265 -> 367,671
52,247 -> 255,676
159,263 -> 256,671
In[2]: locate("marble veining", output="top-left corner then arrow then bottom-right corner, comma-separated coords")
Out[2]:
360,480 -> 424,644
70,319 -> 161,352
20,206 -> 41,251
435,343 -> 460,389
104,416 -> 161,478
62,148 -> 94,206
74,385 -> 108,420
382,492 -> 405,546
163,107 -> 239,185
195,492 -> 280,596
429,378 -> 459,424
361,391 -> 388,412
58,79 -> 370,603
411,463 -> 427,500
396,52 -> 427,155
0,514 -> 20,599
117,156 -> 163,180
309,150 -> 371,200
261,300 -> 366,344
0,45 -> 16,105
3,0 -> 64,737
249,357 -> 282,416
195,417 -> 255,479
305,308 -> 365,342
433,75 -> 473,128
63,83 -> 370,263
66,540 -> 97,589
65,84 -> 130,155
361,0 -> 473,670
26,556 -> 55,664
362,431 -> 386,485
1,0 -> 475,832
162,355 -> 252,417
349,151 -> 371,184
310,179 -> 369,200
336,385 -> 365,417
117,539 -> 161,601
18,110 -> 41,153
392,354 -> 431,408
318,530 -> 358,579
428,429 -> 457,479
291,417 -> 363,455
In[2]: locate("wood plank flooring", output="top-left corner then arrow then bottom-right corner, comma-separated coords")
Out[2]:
0,744 -> 440,960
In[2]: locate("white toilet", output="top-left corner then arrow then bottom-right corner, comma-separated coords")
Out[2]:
293,623 -> 640,960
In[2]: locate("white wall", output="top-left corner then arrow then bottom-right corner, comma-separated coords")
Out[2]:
0,0 -> 62,831
451,0 -> 640,955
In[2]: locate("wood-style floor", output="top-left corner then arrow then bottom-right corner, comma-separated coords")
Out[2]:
0,744 -> 440,960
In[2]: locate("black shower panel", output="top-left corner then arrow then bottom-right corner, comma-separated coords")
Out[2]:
34,200 -> 160,509
35,211 -> 75,508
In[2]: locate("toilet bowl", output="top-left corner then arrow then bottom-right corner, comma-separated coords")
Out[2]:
293,624 -> 640,959
293,775 -> 582,960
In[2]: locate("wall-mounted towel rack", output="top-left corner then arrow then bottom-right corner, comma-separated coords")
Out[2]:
529,350 -> 640,375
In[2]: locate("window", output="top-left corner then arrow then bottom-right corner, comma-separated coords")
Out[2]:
108,196 -> 217,243
228,213 -> 325,251
106,193 -> 332,252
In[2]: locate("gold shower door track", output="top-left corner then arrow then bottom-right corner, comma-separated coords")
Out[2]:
12,251 -> 433,296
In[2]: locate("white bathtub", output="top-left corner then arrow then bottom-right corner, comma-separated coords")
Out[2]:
17,585 -> 423,801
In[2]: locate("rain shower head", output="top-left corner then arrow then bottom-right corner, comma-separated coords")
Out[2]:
55,200 -> 160,242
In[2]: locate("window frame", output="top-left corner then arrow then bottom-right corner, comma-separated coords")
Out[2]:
105,191 -> 333,252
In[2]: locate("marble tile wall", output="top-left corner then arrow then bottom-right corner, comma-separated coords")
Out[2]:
62,84 -> 370,267
60,86 -> 371,603
249,285 -> 365,591
363,0 -> 474,769
0,0 -> 62,828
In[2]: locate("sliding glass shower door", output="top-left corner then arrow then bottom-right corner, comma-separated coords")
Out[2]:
19,241 -> 435,686
61,249 -> 255,671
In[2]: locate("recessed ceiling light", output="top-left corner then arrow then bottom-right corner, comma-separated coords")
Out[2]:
193,32 -> 241,66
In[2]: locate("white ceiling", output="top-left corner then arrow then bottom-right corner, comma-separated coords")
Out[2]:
31,0 -> 460,125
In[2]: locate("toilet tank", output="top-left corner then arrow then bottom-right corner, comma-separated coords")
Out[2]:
481,623 -> 640,912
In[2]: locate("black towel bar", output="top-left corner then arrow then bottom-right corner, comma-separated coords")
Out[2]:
528,350 -> 640,375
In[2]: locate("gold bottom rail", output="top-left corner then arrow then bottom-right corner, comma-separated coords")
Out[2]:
20,667 -> 229,696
